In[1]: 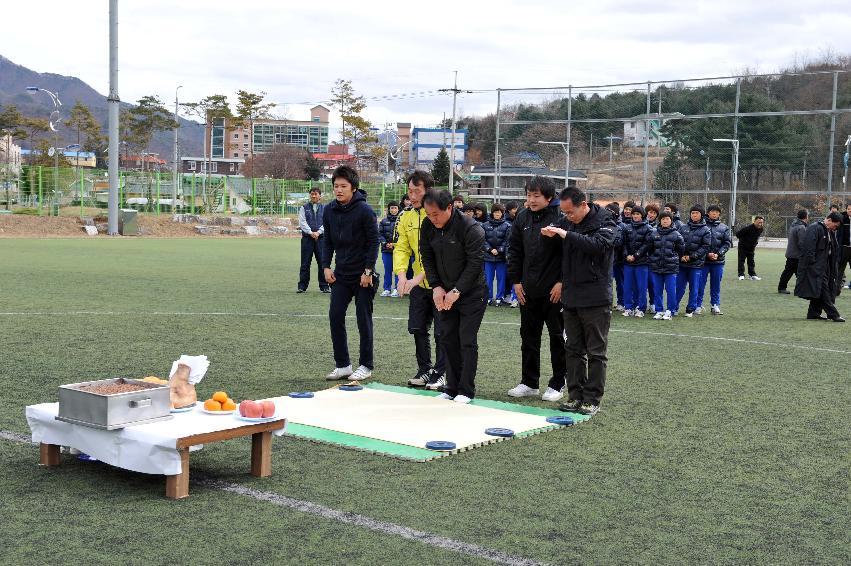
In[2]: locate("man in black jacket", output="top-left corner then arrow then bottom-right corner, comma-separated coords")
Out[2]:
506,176 -> 565,402
542,187 -> 616,416
735,216 -> 765,280
778,209 -> 808,294
794,211 -> 844,322
839,203 -> 851,289
322,165 -> 380,381
420,189 -> 487,404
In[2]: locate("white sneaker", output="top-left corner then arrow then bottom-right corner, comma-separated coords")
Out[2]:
350,365 -> 372,381
437,392 -> 453,400
750,275 -> 761,281
694,306 -> 705,315
390,289 -> 399,297
634,310 -> 645,318
326,365 -> 353,380
510,299 -> 519,308
649,305 -> 656,314
738,275 -> 745,280
380,290 -> 391,297
711,305 -> 723,315
541,387 -> 564,402
653,312 -> 664,320
615,304 -> 625,312
622,309 -> 633,317
453,395 -> 472,404
662,310 -> 673,320
507,383 -> 539,397
685,311 -> 694,318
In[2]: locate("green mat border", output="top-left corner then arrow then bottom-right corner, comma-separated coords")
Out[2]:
282,382 -> 587,461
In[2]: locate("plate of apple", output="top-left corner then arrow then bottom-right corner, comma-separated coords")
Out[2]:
236,399 -> 279,422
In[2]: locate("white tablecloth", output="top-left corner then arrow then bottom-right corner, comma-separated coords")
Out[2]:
26,403 -> 286,476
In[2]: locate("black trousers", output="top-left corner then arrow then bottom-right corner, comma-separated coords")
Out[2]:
519,295 -> 566,391
737,248 -> 756,277
299,235 -> 329,291
778,257 -> 799,291
807,277 -> 841,320
563,304 -> 611,406
408,285 -> 446,374
839,247 -> 851,286
437,288 -> 486,399
329,273 -> 376,369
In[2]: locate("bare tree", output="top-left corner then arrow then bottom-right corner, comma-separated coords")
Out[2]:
244,143 -> 310,179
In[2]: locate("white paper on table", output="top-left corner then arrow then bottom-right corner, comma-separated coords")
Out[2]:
168,354 -> 210,385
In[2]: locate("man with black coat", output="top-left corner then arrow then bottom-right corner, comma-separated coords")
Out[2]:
794,211 -> 844,322
542,187 -> 616,416
735,215 -> 765,280
420,189 -> 487,404
506,176 -> 565,402
297,187 -> 330,293
322,165 -> 380,381
839,203 -> 851,289
778,209 -> 808,294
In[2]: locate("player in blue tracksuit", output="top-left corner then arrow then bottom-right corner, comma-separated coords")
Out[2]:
622,206 -> 653,317
482,203 -> 512,306
698,204 -> 732,315
606,202 -> 627,311
649,212 -> 685,320
675,205 -> 711,317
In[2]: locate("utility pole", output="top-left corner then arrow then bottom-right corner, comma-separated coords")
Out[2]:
107,0 -> 120,235
438,72 -> 472,192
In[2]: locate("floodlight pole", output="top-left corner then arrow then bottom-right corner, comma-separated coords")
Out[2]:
107,0 -> 120,235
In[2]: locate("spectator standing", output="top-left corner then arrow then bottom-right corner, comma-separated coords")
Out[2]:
622,206 -> 653,317
483,203 -> 511,306
699,205 -> 733,315
838,204 -> 851,289
321,165 -> 380,381
606,202 -> 627,312
795,212 -> 845,322
676,205 -> 711,317
649,212 -> 685,320
297,187 -> 330,293
378,201 -> 401,297
778,210 -> 808,294
506,177 -> 565,402
420,190 -> 487,403
735,216 -> 765,280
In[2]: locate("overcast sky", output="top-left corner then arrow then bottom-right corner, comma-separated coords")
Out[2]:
4,0 -> 851,136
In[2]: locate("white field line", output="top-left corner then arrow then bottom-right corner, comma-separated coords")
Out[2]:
0,432 -> 547,566
1,310 -> 849,356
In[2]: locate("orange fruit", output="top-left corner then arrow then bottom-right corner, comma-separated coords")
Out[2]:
204,399 -> 222,411
212,391 -> 228,404
221,399 -> 236,411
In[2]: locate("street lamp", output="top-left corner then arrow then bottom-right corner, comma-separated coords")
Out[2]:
26,86 -> 62,215
713,138 -> 739,228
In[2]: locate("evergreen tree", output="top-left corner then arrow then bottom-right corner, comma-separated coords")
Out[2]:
304,154 -> 322,181
432,147 -> 450,186
65,101 -> 105,154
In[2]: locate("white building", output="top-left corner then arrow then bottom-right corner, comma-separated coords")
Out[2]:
623,112 -> 683,148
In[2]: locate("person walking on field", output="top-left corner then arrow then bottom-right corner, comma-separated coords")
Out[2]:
778,209 -> 808,294
794,211 -> 845,322
297,187 -> 330,293
735,215 -> 765,280
322,165 -> 380,382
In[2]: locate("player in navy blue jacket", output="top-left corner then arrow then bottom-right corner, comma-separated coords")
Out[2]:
622,206 -> 653,317
698,204 -> 733,315
606,202 -> 627,311
675,205 -> 711,317
649,212 -> 685,320
482,203 -> 512,306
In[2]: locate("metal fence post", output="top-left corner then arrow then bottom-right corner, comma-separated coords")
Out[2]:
119,172 -> 124,208
80,168 -> 84,218
191,173 -> 196,214
826,71 -> 839,212
643,82 -> 650,204
38,166 -> 43,215
223,176 -> 228,214
156,172 -> 161,215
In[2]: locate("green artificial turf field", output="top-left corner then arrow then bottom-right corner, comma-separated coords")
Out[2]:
0,238 -> 848,565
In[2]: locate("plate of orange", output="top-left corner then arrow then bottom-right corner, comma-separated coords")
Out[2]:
200,392 -> 237,415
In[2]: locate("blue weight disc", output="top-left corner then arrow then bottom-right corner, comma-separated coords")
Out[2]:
288,392 -> 315,398
338,385 -> 363,391
545,415 -> 574,426
425,440 -> 457,451
485,427 -> 515,437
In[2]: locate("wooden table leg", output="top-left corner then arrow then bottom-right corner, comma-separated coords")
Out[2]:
39,443 -> 61,467
250,431 -> 272,477
165,447 -> 190,499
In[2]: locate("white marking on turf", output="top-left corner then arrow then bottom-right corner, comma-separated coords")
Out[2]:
0,431 -> 547,566
1,311 -> 849,355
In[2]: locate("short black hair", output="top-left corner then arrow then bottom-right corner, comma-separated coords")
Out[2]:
474,203 -> 487,215
605,202 -> 620,216
387,200 -> 399,210
525,176 -> 557,200
829,204 -> 839,211
753,215 -> 764,221
664,202 -> 678,213
631,206 -> 646,219
491,203 -> 505,215
504,200 -> 519,212
624,200 -> 636,210
645,203 -> 660,214
559,186 -> 586,206
797,209 -> 808,220
423,189 -> 453,209
452,194 -> 465,204
658,211 -> 673,221
706,204 -> 722,214
331,165 -> 359,190
309,187 -> 322,195
826,211 -> 843,223
407,170 -> 434,190
690,204 -> 705,215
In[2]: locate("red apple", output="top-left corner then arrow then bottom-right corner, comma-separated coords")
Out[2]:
261,400 -> 276,418
239,400 -> 262,418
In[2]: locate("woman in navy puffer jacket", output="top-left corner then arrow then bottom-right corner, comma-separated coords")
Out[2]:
483,203 -> 512,305
649,212 -> 685,319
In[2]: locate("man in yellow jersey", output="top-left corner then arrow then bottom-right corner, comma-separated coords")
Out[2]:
394,170 -> 446,389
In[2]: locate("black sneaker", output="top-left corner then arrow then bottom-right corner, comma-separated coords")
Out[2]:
320,287 -> 331,294
296,289 -> 306,293
407,370 -> 429,387
778,289 -> 790,294
559,398 -> 582,412
578,402 -> 600,416
424,369 -> 446,391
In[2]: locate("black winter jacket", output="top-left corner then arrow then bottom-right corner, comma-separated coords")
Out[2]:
557,204 -> 616,308
649,225 -> 685,274
612,216 -> 626,265
378,213 -> 399,253
706,218 -> 733,264
795,221 -> 841,299
622,219 -> 654,266
735,223 -> 763,252
679,219 -> 711,268
421,209 -> 486,295
839,211 -> 850,247
506,199 -> 563,298
321,190 -> 379,277
482,218 -> 511,262
785,218 -> 808,259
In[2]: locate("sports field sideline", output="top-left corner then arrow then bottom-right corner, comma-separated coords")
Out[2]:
1,238 -> 848,565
